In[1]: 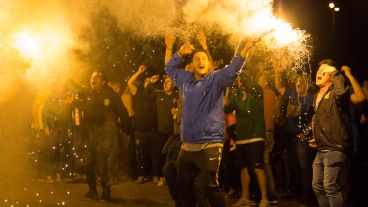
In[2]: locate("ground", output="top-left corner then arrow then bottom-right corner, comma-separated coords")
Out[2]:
0,177 -> 309,207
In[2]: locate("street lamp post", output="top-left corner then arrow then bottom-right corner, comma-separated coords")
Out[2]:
328,2 -> 340,57
329,2 -> 340,34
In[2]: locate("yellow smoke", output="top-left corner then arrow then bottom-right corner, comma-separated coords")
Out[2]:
10,25 -> 76,79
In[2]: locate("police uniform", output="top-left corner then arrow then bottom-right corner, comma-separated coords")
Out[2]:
84,86 -> 131,200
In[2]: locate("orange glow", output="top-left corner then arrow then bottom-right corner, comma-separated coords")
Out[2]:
10,26 -> 75,79
13,33 -> 39,58
242,8 -> 300,46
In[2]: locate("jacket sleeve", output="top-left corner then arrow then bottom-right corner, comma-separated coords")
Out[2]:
165,53 -> 193,90
331,72 -> 349,99
111,92 -> 132,134
214,54 -> 246,89
224,91 -> 237,114
143,82 -> 158,99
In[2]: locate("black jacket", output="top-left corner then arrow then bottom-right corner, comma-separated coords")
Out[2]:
85,86 -> 132,135
313,72 -> 352,153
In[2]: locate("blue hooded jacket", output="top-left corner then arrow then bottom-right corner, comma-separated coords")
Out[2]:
165,53 -> 245,144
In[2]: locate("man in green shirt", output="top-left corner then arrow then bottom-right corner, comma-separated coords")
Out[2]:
224,77 -> 269,207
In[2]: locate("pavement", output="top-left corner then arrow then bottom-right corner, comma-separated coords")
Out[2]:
1,177 -> 172,207
0,177 -> 306,207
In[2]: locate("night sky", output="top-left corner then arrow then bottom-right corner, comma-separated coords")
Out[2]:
276,0 -> 368,80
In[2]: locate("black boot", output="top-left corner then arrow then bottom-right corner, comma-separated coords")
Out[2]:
100,185 -> 111,202
83,190 -> 97,199
83,183 -> 97,199
100,187 -> 111,202
100,176 -> 112,202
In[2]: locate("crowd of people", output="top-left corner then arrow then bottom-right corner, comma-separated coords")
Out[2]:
29,32 -> 368,207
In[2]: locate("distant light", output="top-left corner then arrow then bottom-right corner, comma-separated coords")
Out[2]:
334,7 -> 340,12
329,2 -> 335,9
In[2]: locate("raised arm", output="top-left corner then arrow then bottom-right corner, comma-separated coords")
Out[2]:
327,68 -> 348,98
143,74 -> 159,98
196,32 -> 213,64
341,66 -> 365,104
127,65 -> 147,96
165,34 -> 176,65
215,38 -> 261,88
239,38 -> 257,59
165,42 -> 195,88
239,30 -> 273,59
274,70 -> 286,95
111,91 -> 132,134
363,80 -> 368,101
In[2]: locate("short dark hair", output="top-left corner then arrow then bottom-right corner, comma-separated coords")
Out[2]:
318,59 -> 338,69
191,50 -> 210,62
92,70 -> 107,81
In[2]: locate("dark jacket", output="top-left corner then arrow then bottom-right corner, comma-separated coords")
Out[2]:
155,90 -> 178,134
84,86 -> 132,150
313,72 -> 352,153
132,84 -> 157,132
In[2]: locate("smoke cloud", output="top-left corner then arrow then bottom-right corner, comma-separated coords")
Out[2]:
0,0 -> 181,191
182,0 -> 273,35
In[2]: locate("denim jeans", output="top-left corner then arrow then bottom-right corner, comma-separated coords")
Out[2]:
293,140 -> 316,201
285,136 -> 316,201
264,132 -> 276,196
312,151 -> 347,207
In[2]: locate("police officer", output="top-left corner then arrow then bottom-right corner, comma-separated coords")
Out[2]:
83,71 -> 131,201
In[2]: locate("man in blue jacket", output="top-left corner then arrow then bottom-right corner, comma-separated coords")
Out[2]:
165,39 -> 259,207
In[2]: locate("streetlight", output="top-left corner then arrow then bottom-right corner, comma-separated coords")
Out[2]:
328,2 -> 340,34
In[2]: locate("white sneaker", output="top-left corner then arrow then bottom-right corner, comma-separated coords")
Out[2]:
258,200 -> 270,207
46,175 -> 54,183
232,197 -> 251,207
156,177 -> 166,187
56,173 -> 61,182
136,176 -> 145,184
152,176 -> 159,184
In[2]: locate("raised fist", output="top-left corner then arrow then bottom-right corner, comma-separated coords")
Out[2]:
179,42 -> 195,56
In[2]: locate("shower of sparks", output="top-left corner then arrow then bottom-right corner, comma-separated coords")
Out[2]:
181,0 -> 313,77
240,7 -> 300,46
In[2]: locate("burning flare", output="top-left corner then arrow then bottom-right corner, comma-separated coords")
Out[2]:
13,33 -> 39,58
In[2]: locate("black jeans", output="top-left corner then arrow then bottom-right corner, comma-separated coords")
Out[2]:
287,137 -> 316,201
84,148 -> 114,194
163,164 -> 179,205
135,131 -> 157,176
154,132 -> 172,177
177,146 -> 225,207
162,135 -> 182,205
